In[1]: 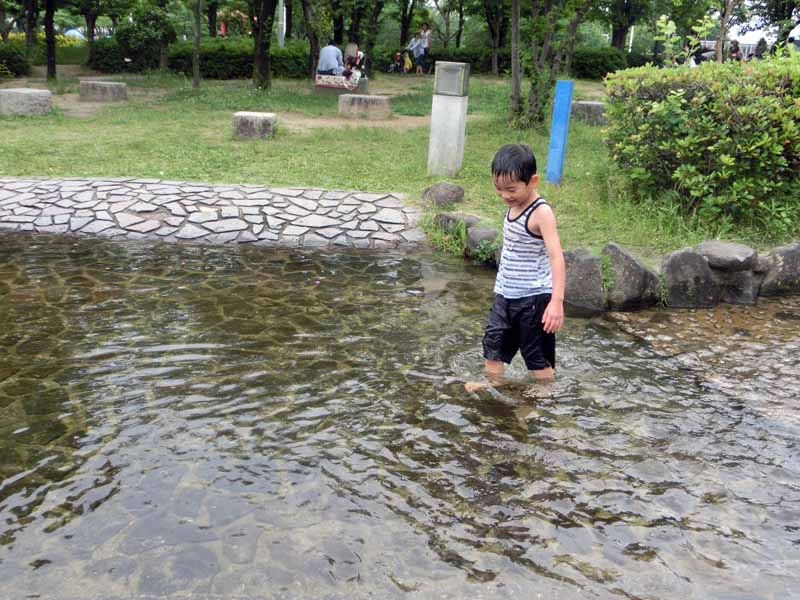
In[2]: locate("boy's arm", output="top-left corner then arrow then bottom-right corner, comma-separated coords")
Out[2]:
536,206 -> 565,334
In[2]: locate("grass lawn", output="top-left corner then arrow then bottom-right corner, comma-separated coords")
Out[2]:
0,70 -> 749,257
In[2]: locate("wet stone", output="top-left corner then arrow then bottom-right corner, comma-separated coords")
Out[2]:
176,224 -> 209,239
205,219 -> 248,233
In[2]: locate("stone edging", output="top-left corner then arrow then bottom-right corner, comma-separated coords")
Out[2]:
0,177 -> 426,249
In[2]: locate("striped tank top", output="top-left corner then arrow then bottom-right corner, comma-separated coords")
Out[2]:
494,198 -> 552,299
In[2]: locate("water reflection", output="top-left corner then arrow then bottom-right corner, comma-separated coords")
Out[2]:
0,232 -> 797,599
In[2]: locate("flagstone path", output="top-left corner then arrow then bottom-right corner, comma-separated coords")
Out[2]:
0,177 -> 427,249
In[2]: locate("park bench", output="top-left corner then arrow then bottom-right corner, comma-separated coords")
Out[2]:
314,73 -> 369,95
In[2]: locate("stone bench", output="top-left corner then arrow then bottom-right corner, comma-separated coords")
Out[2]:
233,111 -> 277,139
571,101 -> 607,125
0,88 -> 52,116
79,80 -> 128,102
314,75 -> 369,95
338,94 -> 391,120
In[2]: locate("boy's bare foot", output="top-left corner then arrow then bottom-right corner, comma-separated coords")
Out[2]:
464,381 -> 488,393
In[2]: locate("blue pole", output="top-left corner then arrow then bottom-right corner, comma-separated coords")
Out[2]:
545,80 -> 574,185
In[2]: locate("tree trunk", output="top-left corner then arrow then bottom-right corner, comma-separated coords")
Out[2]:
207,1 -> 218,36
44,0 -> 55,80
25,0 -> 37,56
285,0 -> 292,38
0,0 -> 8,42
511,0 -> 521,117
483,0 -> 501,75
611,23 -> 629,50
193,0 -> 202,88
399,0 -> 416,47
253,0 -> 278,89
84,12 -> 97,60
362,0 -> 384,77
110,14 -> 118,28
330,0 -> 344,44
300,0 -> 319,77
349,0 -> 368,45
156,0 -> 169,70
715,0 -> 739,61
455,0 -> 464,48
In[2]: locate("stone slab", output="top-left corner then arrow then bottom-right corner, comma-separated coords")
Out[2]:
0,88 -> 52,116
79,81 -> 128,102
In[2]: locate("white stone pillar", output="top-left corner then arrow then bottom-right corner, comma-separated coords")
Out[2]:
427,61 -> 470,177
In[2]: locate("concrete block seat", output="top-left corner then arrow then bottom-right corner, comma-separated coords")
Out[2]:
0,88 -> 52,116
233,111 -> 277,139
571,100 -> 607,125
338,94 -> 392,120
314,73 -> 369,95
79,80 -> 128,102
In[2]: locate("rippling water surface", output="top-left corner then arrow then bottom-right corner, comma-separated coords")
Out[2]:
0,233 -> 798,600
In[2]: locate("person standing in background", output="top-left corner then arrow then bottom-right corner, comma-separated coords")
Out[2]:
421,22 -> 432,73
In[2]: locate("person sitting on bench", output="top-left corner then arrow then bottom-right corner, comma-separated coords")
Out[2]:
317,40 -> 344,76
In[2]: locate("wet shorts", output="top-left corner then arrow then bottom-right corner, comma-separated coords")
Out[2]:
482,293 -> 555,371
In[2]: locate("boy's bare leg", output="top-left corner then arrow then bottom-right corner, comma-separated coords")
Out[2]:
530,367 -> 555,382
464,360 -> 505,392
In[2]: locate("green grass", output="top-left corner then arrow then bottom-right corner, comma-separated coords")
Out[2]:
0,73 -> 762,255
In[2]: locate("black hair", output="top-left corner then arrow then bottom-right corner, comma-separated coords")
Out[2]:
491,144 -> 537,184
327,39 -> 336,47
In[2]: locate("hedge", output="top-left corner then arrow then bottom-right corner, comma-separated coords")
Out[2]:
86,37 -> 127,73
0,43 -> 30,76
605,54 -> 800,231
169,37 -> 308,79
570,46 -> 627,79
3,32 -> 84,66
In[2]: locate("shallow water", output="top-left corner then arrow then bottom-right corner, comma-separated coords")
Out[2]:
0,233 -> 798,600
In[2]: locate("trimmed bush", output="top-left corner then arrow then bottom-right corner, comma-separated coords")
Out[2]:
605,55 -> 800,233
86,37 -> 127,73
372,46 -> 511,74
0,43 -> 30,76
168,37 -> 308,79
570,46 -> 627,79
4,32 -> 86,66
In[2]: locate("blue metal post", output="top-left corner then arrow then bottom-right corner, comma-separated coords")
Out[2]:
545,80 -> 574,185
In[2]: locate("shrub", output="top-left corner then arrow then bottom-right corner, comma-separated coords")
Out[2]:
605,54 -> 800,234
570,46 -> 627,79
115,4 -> 176,72
372,45 -> 511,74
86,37 -> 127,72
169,37 -> 308,79
0,43 -> 30,76
4,32 -> 85,66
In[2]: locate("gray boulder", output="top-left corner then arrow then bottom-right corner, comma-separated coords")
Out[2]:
695,240 -> 757,272
422,183 -> 465,206
661,248 -> 720,308
435,211 -> 480,232
711,270 -> 762,304
564,249 -> 606,317
601,242 -> 659,310
760,242 -> 800,296
570,101 -> 607,126
466,227 -> 499,262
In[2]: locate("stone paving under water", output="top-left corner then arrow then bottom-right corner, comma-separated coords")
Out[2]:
0,177 -> 426,249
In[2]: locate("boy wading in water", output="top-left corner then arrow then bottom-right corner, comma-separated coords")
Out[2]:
466,144 -> 566,391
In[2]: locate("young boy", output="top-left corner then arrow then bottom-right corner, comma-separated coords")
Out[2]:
471,144 -> 566,388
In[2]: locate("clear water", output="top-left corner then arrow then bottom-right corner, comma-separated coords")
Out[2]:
0,233 -> 798,599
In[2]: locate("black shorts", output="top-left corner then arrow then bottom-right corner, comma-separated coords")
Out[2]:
482,293 -> 555,371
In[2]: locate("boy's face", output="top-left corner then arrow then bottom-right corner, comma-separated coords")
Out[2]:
493,173 -> 538,209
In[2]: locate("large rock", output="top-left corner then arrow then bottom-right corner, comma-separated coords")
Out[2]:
0,88 -> 52,116
570,101 -> 607,125
661,248 -> 720,308
695,240 -> 757,272
233,112 -> 277,139
466,227 -> 499,261
601,242 -> 659,311
564,249 -> 606,317
435,212 -> 480,232
760,242 -> 800,296
711,270 -> 762,304
422,183 -> 465,206
338,94 -> 391,120
79,80 -> 128,102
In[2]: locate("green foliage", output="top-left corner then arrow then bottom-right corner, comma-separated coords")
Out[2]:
0,43 -> 30,76
3,32 -> 83,66
570,47 -> 627,80
168,37 -> 308,79
115,3 -> 177,71
474,238 -> 499,264
86,37 -> 127,72
421,214 -> 468,256
372,45 -> 511,74
605,54 -> 800,239
0,63 -> 14,80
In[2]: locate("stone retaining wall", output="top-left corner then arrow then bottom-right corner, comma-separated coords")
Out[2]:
0,178 -> 425,249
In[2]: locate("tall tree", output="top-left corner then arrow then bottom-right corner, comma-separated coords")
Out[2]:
207,0 -> 218,35
44,0 -> 54,79
715,0 -> 741,60
192,0 -> 203,88
24,0 -> 37,56
398,0 -> 417,46
511,0 -> 521,114
481,0 -> 509,75
285,0 -> 292,37
603,0 -> 650,50
0,0 -> 10,41
748,0 -> 799,44
300,0 -> 320,76
524,0 -> 593,125
253,0 -> 278,88
330,0 -> 344,43
361,0 -> 383,75
430,0 -> 461,48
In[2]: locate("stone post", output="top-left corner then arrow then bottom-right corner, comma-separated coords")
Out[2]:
427,61 -> 469,177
